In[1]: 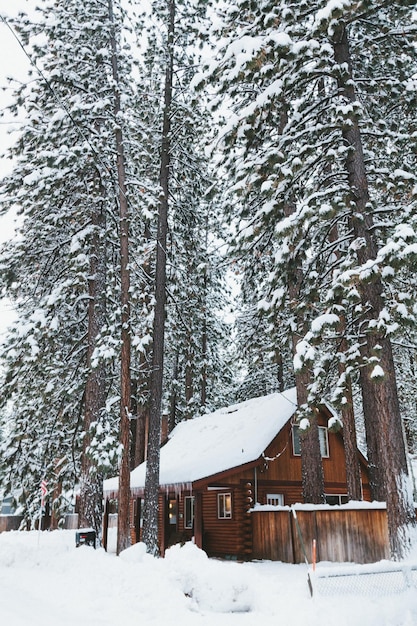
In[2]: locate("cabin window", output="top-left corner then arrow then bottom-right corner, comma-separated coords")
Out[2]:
325,494 -> 349,506
266,493 -> 284,506
184,496 -> 195,529
292,425 -> 329,458
218,492 -> 232,519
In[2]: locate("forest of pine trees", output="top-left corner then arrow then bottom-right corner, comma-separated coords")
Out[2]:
0,0 -> 416,559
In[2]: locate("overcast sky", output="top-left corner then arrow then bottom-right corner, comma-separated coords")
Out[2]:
0,0 -> 32,334
0,0 -> 32,190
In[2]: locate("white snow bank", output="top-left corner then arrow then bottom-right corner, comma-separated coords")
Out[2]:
2,530 -> 417,625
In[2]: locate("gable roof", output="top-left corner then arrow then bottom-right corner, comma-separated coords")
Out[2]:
104,388 -> 298,494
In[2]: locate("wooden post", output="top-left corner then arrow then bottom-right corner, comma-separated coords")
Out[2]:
312,538 -> 316,571
102,498 -> 110,552
194,492 -> 203,550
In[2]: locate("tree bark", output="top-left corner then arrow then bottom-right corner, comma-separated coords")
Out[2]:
168,351 -> 179,433
293,350 -> 325,504
142,0 -> 175,556
333,23 -> 416,558
134,402 -> 148,465
78,192 -> 107,539
109,0 -> 131,555
132,223 -> 153,467
282,111 -> 325,503
185,334 -> 194,420
200,220 -> 209,409
328,224 -> 363,502
286,236 -> 324,503
339,335 -> 363,501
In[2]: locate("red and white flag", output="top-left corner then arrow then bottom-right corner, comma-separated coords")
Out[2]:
40,479 -> 48,507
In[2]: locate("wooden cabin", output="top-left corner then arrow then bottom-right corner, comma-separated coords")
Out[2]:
103,388 -> 371,559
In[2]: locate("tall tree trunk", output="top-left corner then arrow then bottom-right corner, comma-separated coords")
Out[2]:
135,402 -> 148,465
339,334 -> 363,501
200,218 -> 209,409
78,192 -> 107,539
280,100 -> 324,503
132,351 -> 150,468
275,349 -> 284,392
142,0 -> 175,556
291,332 -> 325,504
185,334 -> 194,419
201,318 -> 208,408
328,224 -> 363,502
333,23 -> 416,559
130,378 -> 138,470
109,0 -> 132,555
287,253 -> 325,504
132,223 -> 153,467
168,351 -> 179,433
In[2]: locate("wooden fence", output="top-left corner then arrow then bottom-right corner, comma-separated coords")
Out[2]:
251,506 -> 392,564
0,515 -> 25,533
2,506 -> 411,565
0,513 -> 79,533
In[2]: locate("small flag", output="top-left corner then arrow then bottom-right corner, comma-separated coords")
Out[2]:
40,479 -> 48,507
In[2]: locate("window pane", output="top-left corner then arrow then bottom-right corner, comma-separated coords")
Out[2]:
294,425 -> 329,458
319,427 -> 329,457
325,495 -> 339,506
218,493 -> 232,519
184,496 -> 195,529
266,494 -> 284,506
224,493 -> 231,517
292,425 -> 301,456
325,494 -> 348,506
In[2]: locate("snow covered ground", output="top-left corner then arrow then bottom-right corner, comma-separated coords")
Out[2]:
1,530 -> 417,625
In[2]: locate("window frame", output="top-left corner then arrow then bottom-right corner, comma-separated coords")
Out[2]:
318,425 -> 329,458
184,495 -> 195,529
217,492 -> 232,519
292,424 -> 329,458
168,498 -> 177,526
325,494 -> 349,506
266,493 -> 284,506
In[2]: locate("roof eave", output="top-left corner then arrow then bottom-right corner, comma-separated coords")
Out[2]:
192,457 -> 262,490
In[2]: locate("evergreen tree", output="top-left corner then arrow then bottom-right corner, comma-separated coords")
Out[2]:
140,0 -> 233,553
165,120 -> 233,421
0,0 -> 140,531
204,0 -> 417,556
142,0 -> 175,556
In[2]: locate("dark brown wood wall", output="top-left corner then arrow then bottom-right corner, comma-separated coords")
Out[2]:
124,409 -> 372,558
201,489 -> 242,557
198,480 -> 253,559
259,415 -> 370,502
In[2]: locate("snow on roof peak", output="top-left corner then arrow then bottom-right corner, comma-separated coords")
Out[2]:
104,388 -> 298,493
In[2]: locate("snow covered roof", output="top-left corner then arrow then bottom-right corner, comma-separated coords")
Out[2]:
104,388 -> 298,494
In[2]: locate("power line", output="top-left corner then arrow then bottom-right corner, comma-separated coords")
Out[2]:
0,12 -> 127,200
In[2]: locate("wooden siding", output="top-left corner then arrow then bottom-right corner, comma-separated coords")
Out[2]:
262,417 -> 369,493
201,489 -> 242,557
197,480 -> 254,559
252,507 -> 393,564
118,407 -> 372,560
